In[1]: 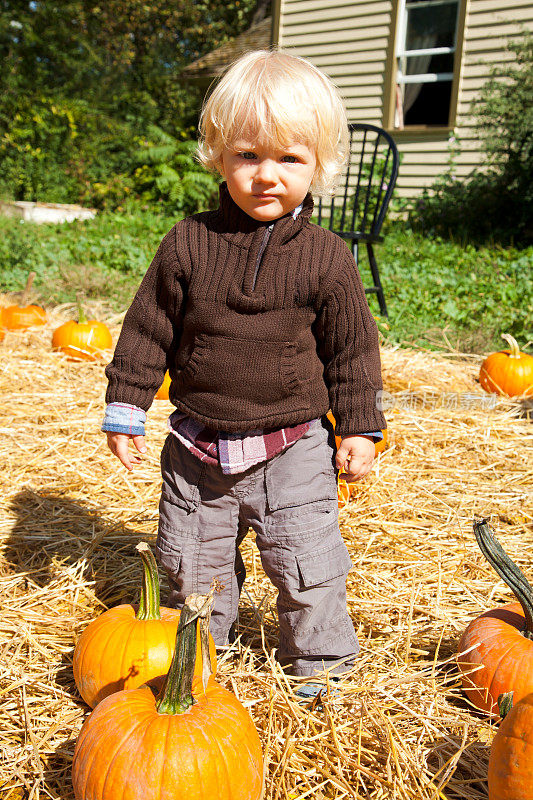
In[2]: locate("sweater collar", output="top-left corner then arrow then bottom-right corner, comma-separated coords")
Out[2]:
216,181 -> 314,247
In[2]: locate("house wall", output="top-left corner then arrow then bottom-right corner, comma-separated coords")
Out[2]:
276,0 -> 533,200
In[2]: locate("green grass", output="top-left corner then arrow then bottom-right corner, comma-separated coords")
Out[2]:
357,228 -> 532,353
1,210 -> 531,354
0,206 -> 175,311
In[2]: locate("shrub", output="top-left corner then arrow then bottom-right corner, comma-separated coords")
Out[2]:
0,98 -> 219,215
0,95 -> 139,206
409,33 -> 533,245
127,125 -> 220,215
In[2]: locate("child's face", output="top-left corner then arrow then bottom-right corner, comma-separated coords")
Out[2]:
220,137 -> 317,222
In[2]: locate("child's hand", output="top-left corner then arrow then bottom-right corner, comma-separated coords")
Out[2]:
336,435 -> 375,482
106,432 -> 147,471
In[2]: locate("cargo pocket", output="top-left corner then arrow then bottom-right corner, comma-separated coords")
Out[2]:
160,434 -> 204,515
296,540 -> 352,589
265,422 -> 338,512
155,534 -> 182,578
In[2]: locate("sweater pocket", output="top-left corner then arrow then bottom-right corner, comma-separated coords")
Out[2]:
175,333 -> 310,426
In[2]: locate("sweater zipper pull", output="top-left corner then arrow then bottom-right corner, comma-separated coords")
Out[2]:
251,224 -> 274,292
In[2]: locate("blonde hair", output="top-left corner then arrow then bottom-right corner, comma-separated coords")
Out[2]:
197,50 -> 348,196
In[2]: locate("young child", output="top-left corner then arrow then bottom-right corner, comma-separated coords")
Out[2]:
102,50 -> 386,677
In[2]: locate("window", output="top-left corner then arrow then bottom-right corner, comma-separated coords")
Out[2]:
394,0 -> 461,129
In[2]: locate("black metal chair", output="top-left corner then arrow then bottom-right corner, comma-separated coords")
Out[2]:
317,123 -> 399,317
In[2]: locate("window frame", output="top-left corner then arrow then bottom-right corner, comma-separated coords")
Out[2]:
383,0 -> 467,133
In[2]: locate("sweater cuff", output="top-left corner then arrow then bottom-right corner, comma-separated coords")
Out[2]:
101,403 -> 146,436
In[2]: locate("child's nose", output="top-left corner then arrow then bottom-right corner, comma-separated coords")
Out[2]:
254,159 -> 277,184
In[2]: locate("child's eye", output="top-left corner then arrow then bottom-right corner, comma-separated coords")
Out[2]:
238,151 -> 257,160
282,155 -> 299,163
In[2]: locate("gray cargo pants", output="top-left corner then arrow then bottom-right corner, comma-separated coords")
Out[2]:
155,417 -> 359,676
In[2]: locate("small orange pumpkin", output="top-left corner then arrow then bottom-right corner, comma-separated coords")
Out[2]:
479,334 -> 533,397
73,543 -> 217,708
488,692 -> 533,800
2,272 -> 46,330
155,370 -> 171,400
72,592 -> 263,800
326,411 -> 388,508
457,520 -> 533,715
52,301 -> 112,361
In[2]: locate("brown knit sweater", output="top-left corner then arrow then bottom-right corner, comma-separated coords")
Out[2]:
105,183 -> 386,437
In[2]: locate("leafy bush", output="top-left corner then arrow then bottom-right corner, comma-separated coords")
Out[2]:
409,33 -> 533,245
0,95 -> 139,205
125,125 -> 220,215
0,97 -> 219,215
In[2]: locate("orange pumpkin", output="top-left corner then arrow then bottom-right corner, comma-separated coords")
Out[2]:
52,302 -> 112,361
326,411 -> 388,508
374,427 -> 389,455
73,543 -> 216,708
72,593 -> 263,800
155,370 -> 171,400
480,334 -> 533,397
2,304 -> 46,330
457,520 -> 533,715
488,693 -> 533,799
2,272 -> 46,330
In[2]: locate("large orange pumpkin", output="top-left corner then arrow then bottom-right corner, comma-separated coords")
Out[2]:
457,520 -> 533,715
479,334 -> 533,397
73,543 -> 216,707
326,411 -> 388,508
72,593 -> 263,800
52,302 -> 112,361
488,693 -> 533,799
2,272 -> 46,330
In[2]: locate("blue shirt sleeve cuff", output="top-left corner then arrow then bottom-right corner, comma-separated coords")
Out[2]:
101,403 -> 146,436
342,431 -> 383,442
355,431 -> 383,441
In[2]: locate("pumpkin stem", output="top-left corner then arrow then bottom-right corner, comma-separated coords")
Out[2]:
498,691 -> 514,719
76,295 -> 87,325
157,592 -> 214,715
501,333 -> 520,358
21,271 -> 36,307
473,519 -> 533,640
135,542 -> 161,620
199,597 -> 214,692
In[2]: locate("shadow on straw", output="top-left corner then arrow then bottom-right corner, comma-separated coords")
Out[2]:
5,488 -> 147,603
425,732 -> 490,800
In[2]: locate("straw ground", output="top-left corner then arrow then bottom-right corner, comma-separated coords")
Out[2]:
0,301 -> 531,799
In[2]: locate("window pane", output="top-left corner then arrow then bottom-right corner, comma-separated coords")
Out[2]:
404,51 -> 455,76
405,1 -> 458,52
403,80 -> 453,126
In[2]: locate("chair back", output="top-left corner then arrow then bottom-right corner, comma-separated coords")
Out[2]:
317,123 -> 399,243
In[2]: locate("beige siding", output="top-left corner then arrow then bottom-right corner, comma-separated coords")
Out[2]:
280,0 -> 391,128
278,0 -> 533,200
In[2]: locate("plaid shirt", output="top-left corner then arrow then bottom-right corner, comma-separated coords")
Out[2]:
102,401 -> 315,472
167,410 -> 315,475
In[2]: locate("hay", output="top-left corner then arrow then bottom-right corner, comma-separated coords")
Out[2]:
0,302 -> 531,799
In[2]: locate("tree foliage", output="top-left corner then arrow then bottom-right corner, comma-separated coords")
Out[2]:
0,0 -> 260,209
1,1 -> 259,132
